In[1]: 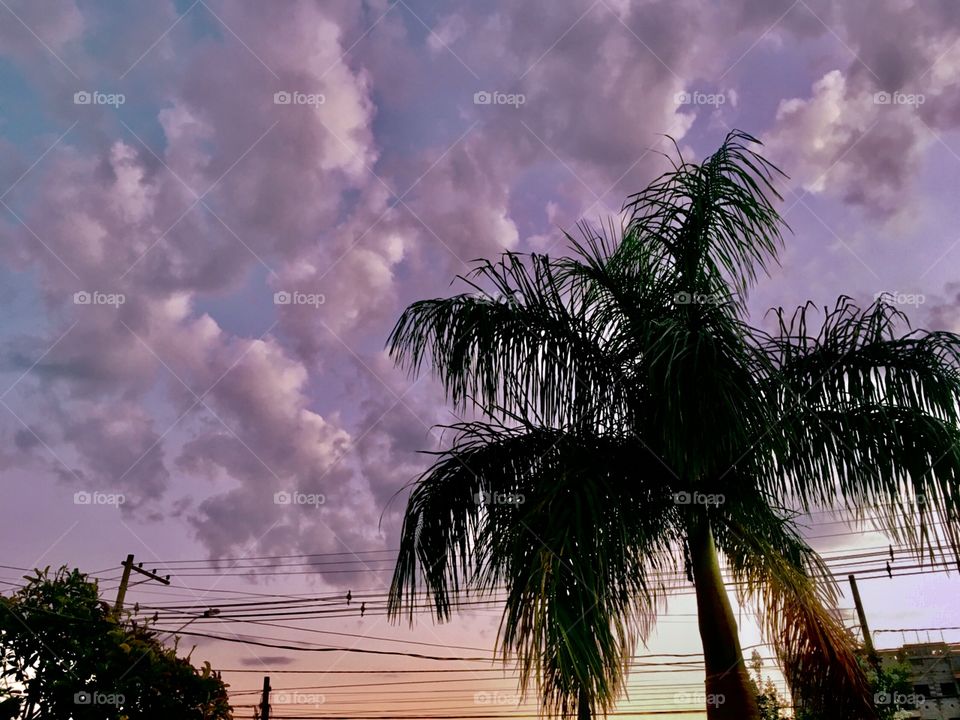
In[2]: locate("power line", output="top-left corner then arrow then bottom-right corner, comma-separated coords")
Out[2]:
119,502 -> 952,570
124,542 -> 958,584
135,546 -> 927,601
169,629 -> 493,660
136,558 -> 957,621
875,625 -> 960,633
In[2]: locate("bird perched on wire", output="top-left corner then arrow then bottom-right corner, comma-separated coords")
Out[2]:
346,590 -> 352,605
886,561 -> 892,578
360,602 -> 366,617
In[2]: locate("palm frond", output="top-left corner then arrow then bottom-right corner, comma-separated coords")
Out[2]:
637,308 -> 775,479
622,130 -> 787,304
554,218 -> 779,479
713,497 -> 877,719
757,296 -> 960,557
766,296 -> 960,421
387,252 -> 634,428
387,422 -> 682,717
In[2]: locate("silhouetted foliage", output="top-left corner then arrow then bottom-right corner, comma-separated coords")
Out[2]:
0,567 -> 232,719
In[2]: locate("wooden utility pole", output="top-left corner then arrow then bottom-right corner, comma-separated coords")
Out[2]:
848,574 -> 879,667
113,554 -> 171,615
113,554 -> 135,614
259,676 -> 271,720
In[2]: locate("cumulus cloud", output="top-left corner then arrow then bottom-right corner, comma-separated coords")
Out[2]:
759,0 -> 960,216
0,0 -> 387,561
0,0 -> 84,63
921,281 -> 960,333
764,69 -> 931,215
3,0 -> 960,569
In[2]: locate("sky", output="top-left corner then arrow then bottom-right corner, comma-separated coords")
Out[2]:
1,1 -> 960,718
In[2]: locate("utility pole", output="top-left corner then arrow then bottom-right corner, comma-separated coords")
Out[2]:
848,574 -> 879,668
113,554 -> 171,615
113,554 -> 135,614
259,676 -> 271,720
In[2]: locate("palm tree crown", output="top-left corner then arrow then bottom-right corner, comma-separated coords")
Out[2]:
386,130 -> 960,719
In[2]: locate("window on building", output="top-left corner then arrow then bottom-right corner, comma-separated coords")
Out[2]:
942,682 -> 958,697
914,684 -> 929,696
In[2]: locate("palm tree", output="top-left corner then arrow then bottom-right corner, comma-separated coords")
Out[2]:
385,131 -> 960,719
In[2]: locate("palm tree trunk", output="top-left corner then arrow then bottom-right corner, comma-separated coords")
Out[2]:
687,515 -> 760,720
577,685 -> 590,720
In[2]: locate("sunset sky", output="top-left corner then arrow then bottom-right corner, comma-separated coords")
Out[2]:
1,1 -> 960,717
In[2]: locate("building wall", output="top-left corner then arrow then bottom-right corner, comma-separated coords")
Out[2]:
878,643 -> 960,720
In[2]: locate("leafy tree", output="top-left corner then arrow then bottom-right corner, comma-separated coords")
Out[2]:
868,660 -> 914,720
794,658 -> 913,720
0,567 -> 232,719
749,650 -> 785,720
385,131 -> 960,719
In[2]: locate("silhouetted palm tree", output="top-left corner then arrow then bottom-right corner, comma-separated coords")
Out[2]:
386,131 -> 960,719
